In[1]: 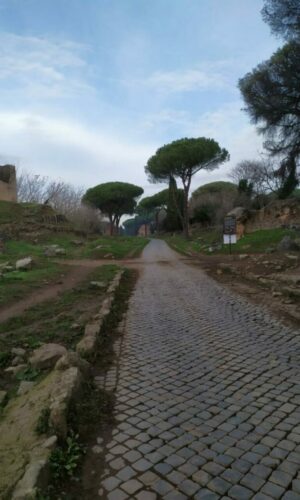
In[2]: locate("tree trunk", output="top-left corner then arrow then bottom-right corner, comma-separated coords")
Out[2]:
181,173 -> 191,239
109,214 -> 113,236
169,176 -> 185,230
183,186 -> 189,239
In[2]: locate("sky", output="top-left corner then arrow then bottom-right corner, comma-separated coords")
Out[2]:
0,0 -> 279,198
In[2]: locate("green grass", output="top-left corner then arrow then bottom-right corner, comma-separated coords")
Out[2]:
0,265 -> 118,356
165,227 -> 299,256
0,234 -> 148,308
0,200 -> 54,224
0,263 -> 67,307
80,236 -> 149,259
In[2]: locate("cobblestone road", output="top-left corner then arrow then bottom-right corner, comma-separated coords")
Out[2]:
98,240 -> 300,500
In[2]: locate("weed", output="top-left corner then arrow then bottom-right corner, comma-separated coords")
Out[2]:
36,407 -> 50,435
0,351 -> 12,368
49,431 -> 84,481
16,366 -> 40,381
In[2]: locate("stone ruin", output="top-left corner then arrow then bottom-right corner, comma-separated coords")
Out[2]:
0,165 -> 17,202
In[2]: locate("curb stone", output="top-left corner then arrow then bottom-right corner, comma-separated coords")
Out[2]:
11,268 -> 125,499
76,269 -> 124,358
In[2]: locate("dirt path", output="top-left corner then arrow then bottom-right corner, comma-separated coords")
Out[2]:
0,264 -> 94,323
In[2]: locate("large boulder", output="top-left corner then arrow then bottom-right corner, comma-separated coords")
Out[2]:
277,236 -> 300,252
15,257 -> 33,271
29,343 -> 67,370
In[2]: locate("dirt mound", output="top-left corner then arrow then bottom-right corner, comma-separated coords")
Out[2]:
0,201 -> 72,240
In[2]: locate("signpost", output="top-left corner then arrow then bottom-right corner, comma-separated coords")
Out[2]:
223,215 -> 237,254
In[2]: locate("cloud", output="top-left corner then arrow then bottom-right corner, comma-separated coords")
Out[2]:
127,60 -> 235,94
0,33 -> 92,99
0,111 -> 155,192
187,102 -> 264,191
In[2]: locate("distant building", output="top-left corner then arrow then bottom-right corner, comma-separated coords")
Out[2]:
138,223 -> 151,236
0,165 -> 17,202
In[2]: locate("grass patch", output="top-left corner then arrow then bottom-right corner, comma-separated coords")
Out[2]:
80,235 -> 149,259
165,228 -> 298,255
0,263 -> 66,307
0,265 -> 118,354
35,407 -> 51,435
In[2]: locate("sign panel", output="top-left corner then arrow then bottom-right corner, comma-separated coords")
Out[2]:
223,234 -> 237,245
223,215 -> 237,235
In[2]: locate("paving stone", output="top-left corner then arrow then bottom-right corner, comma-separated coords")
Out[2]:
165,454 -> 186,467
102,477 -> 121,491
167,470 -> 187,485
240,472 -> 265,492
178,462 -> 197,476
228,484 -> 253,499
97,240 -> 300,500
116,466 -> 136,481
139,471 -> 159,486
178,478 -> 199,496
194,490 -> 220,499
202,462 -> 225,476
192,470 -> 212,486
121,478 -> 142,495
152,479 -> 173,495
293,479 -> 300,493
221,468 -> 243,485
261,481 -> 285,498
154,462 -> 173,475
269,470 -> 293,488
123,450 -> 142,463
207,477 -> 231,495
107,489 -> 129,500
135,492 -> 157,500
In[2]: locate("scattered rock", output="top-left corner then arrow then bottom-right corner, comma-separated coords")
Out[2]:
283,287 -> 300,298
55,248 -> 66,256
277,236 -> 300,252
104,253 -> 113,258
4,364 -> 27,377
70,323 -> 81,331
29,343 -> 67,370
50,367 -> 83,438
12,356 -> 24,366
42,435 -> 57,450
12,459 -> 48,500
0,261 -> 10,269
239,254 -> 249,260
15,257 -> 33,271
44,245 -> 66,257
0,390 -> 7,405
89,281 -> 106,289
71,239 -> 83,246
216,269 -> 223,275
92,445 -> 102,454
55,351 -> 91,377
17,381 -> 35,396
285,254 -> 298,261
11,347 -> 26,357
272,291 -> 283,297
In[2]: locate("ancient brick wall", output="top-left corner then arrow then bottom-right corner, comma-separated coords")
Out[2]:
245,199 -> 300,232
0,165 -> 17,202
